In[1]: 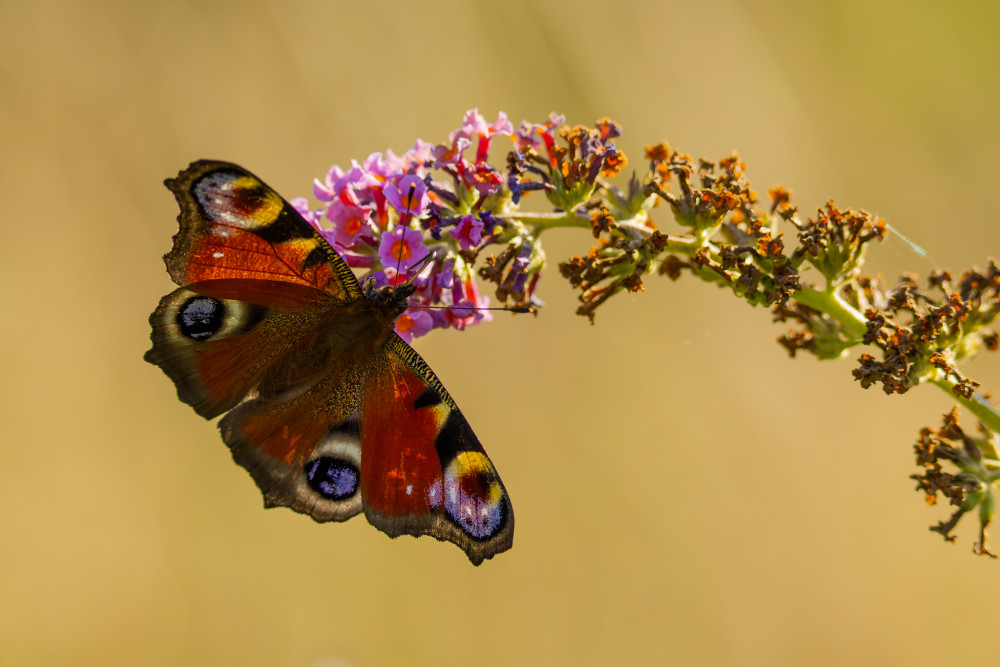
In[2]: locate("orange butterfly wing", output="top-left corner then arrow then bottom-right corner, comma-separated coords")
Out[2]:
145,161 -> 514,564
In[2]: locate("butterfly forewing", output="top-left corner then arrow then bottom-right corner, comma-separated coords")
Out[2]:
162,160 -> 362,299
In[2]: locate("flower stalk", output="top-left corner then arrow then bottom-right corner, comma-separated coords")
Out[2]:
299,109 -> 1000,558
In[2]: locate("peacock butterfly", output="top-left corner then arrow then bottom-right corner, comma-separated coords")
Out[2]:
144,160 -> 513,565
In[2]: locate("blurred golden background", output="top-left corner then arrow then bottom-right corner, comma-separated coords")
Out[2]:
3,1 -> 1000,665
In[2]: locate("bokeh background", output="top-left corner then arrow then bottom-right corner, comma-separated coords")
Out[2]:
3,1 -> 1000,665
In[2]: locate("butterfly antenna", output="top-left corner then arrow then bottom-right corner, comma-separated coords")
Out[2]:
403,251 -> 533,315
392,182 -> 420,288
408,301 -> 535,315
400,248 -> 439,287
392,236 -> 403,287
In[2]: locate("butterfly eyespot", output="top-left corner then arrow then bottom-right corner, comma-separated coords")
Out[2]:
305,457 -> 360,500
443,453 -> 506,540
194,172 -> 283,230
176,296 -> 225,341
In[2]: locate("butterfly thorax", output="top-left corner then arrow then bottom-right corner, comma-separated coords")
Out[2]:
314,281 -> 416,359
364,281 -> 416,318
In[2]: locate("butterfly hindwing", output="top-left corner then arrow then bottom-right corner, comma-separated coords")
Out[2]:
219,373 -> 366,523
144,279 -> 336,418
360,335 -> 514,565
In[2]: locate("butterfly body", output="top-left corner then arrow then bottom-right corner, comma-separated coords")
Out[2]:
145,161 -> 513,564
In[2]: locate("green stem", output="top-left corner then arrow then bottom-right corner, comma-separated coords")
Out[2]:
792,287 -> 868,339
789,289 -> 1000,437
659,235 -> 714,256
615,216 -> 653,238
930,376 -> 1000,436
504,211 -> 586,231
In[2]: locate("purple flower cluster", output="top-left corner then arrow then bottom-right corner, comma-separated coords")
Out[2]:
293,109 -> 545,342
